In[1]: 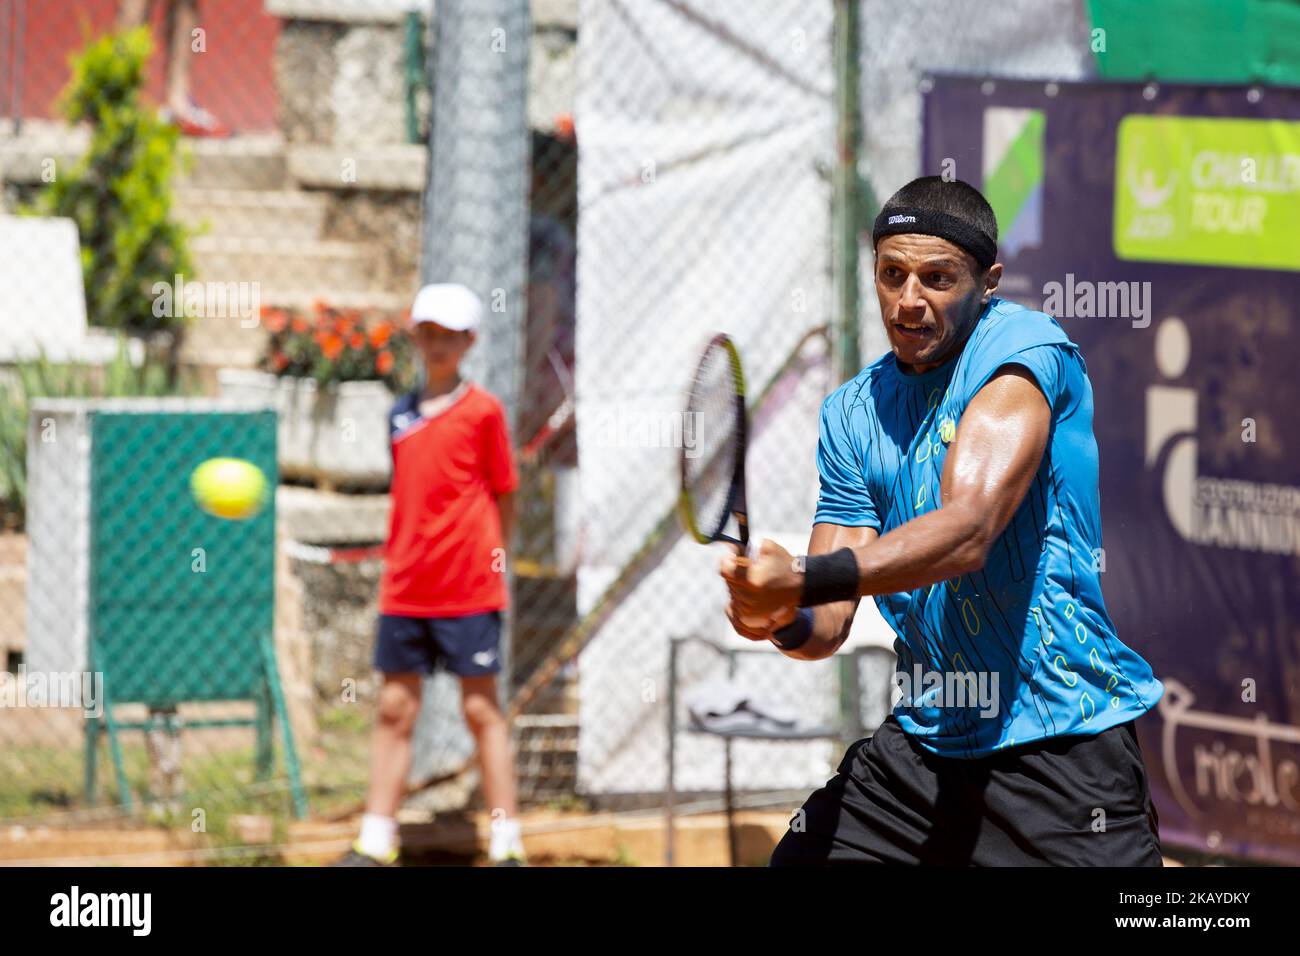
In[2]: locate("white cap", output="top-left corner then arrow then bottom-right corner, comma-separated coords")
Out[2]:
409,283 -> 483,332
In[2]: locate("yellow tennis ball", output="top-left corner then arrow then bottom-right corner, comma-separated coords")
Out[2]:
191,458 -> 268,520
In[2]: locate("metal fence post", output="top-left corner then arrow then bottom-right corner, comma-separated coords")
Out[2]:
833,0 -> 863,387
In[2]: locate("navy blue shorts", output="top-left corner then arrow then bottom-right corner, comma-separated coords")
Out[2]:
770,716 -> 1163,866
374,611 -> 503,677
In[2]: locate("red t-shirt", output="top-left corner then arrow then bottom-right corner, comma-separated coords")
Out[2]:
379,384 -> 518,616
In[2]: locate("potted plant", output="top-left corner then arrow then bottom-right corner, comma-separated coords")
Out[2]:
218,301 -> 413,490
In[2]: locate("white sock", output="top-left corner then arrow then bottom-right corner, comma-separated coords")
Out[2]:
489,817 -> 524,861
358,813 -> 398,859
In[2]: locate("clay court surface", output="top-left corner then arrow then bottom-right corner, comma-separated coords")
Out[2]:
0,809 -> 1196,867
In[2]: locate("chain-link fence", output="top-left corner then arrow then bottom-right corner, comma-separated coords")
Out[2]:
0,0 -> 1100,863
1,0 -> 477,856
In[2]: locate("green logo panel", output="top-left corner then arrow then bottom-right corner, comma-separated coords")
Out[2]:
1113,114 -> 1300,272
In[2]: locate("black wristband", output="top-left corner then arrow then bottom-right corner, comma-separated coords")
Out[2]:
771,607 -> 814,652
799,547 -> 860,607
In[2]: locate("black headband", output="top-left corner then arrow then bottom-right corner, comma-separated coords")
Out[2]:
871,208 -> 997,270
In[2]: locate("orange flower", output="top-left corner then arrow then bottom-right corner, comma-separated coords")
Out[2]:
271,351 -> 290,371
291,315 -> 309,334
335,316 -> 353,337
555,112 -> 575,143
349,332 -> 365,351
321,334 -> 344,360
368,321 -> 393,349
376,350 -> 394,376
262,309 -> 287,334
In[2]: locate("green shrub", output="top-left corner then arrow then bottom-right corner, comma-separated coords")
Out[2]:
0,337 -> 177,528
29,27 -> 192,335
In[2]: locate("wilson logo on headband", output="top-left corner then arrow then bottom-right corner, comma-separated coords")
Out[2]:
872,207 -> 998,269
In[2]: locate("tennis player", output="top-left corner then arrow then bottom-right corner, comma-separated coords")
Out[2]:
721,176 -> 1166,866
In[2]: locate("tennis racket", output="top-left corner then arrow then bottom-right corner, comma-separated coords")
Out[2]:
679,333 -> 749,554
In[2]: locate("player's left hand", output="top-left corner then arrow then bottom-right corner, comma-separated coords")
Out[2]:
719,538 -> 803,619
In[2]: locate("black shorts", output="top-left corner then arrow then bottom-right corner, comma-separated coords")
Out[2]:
374,611 -> 502,677
770,715 -> 1162,867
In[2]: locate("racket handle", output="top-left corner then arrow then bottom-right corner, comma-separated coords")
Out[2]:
729,554 -> 774,631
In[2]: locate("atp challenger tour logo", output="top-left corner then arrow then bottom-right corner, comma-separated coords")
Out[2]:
1147,316 -> 1300,555
1114,114 -> 1300,272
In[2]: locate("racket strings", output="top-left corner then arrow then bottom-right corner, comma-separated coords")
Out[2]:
683,343 -> 742,538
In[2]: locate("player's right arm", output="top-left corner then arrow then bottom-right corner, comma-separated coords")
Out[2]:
721,385 -> 877,656
722,522 -> 877,660
795,522 -> 877,659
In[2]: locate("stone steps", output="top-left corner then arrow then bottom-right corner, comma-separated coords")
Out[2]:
188,236 -> 379,295
514,713 -> 578,804
177,318 -> 269,371
178,136 -> 289,190
286,143 -> 427,192
0,124 -> 289,191
250,288 -> 413,313
176,234 -> 385,367
2,123 -> 409,378
175,188 -> 329,240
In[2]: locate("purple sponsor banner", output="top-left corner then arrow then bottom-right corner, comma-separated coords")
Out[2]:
921,77 -> 1300,863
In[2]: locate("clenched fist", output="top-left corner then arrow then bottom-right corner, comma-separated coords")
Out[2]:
719,539 -> 803,640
